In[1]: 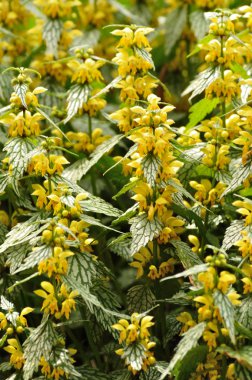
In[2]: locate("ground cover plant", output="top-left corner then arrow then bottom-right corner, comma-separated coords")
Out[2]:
0,0 -> 252,379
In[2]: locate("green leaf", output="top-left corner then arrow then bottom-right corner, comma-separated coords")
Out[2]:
113,178 -> 140,200
167,178 -> 197,203
130,213 -> 163,255
77,365 -> 111,380
139,367 -> 161,380
80,197 -> 122,217
237,296 -> 252,330
127,285 -> 155,314
64,84 -> 90,124
112,204 -> 138,226
189,10 -> 209,40
222,219 -> 245,251
13,245 -> 51,274
174,345 -> 208,380
235,363 -> 252,380
35,107 -> 68,140
221,161 -> 252,198
161,264 -> 208,282
217,345 -> 252,371
13,83 -> 28,109
108,234 -> 132,261
23,318 -> 59,380
133,46 -> 155,69
142,153 -> 161,187
63,134 -> 124,178
213,290 -> 236,345
182,67 -> 220,101
159,322 -> 206,379
186,98 -> 220,129
230,62 -> 249,79
164,6 -> 187,56
42,19 -> 62,58
91,76 -> 122,99
122,342 -> 148,372
48,347 -> 81,378
80,213 -> 120,233
67,252 -> 96,287
170,240 -> 202,269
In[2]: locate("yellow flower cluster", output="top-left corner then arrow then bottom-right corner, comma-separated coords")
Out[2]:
113,313 -> 156,373
33,0 -> 81,19
28,153 -> 69,177
65,128 -> 109,153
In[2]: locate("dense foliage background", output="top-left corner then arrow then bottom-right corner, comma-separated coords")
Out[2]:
0,0 -> 252,379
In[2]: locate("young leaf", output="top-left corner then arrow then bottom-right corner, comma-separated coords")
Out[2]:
159,322 -> 206,379
221,219 -> 245,251
42,19 -> 62,58
127,285 -> 156,314
64,84 -> 90,124
186,98 -> 220,129
23,318 -> 59,380
213,290 -> 236,345
112,204 -> 138,226
164,6 -> 187,56
130,213 -> 163,255
13,83 -> 28,109
142,153 -> 161,187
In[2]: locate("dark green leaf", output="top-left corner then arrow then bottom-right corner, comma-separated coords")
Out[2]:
127,285 -> 155,314
170,240 -> 202,269
164,6 -> 187,56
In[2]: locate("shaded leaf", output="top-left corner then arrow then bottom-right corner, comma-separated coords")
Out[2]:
164,6 -> 187,56
170,240 -> 202,269
213,290 -> 235,345
127,285 -> 155,314
217,345 -> 252,371
189,10 -> 209,40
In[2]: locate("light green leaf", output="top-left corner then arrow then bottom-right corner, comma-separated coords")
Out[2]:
217,345 -> 252,371
182,67 -> 220,101
174,345 -> 208,380
113,178 -> 140,200
13,83 -> 28,109
159,322 -> 206,379
130,213 -> 163,255
189,10 -> 209,40
64,84 -> 90,124
221,161 -> 252,198
90,76 -> 122,99
164,6 -> 187,56
237,296 -> 252,330
42,19 -> 62,58
142,153 -> 161,187
170,240 -> 202,269
222,219 -> 245,251
127,285 -> 155,314
213,290 -> 236,345
23,318 -> 59,380
186,98 -> 220,129
112,204 -> 138,226
161,264 -> 208,282
62,157 -> 88,182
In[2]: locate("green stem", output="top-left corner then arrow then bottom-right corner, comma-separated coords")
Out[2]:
88,114 -> 93,143
8,272 -> 40,292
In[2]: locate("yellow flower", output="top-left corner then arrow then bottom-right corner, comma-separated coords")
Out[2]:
198,267 -> 216,291
34,0 -> 81,18
233,200 -> 252,225
203,321 -> 219,350
4,338 -> 24,369
148,265 -> 159,280
34,281 -> 59,316
217,271 -> 236,293
242,277 -> 252,294
17,307 -> 34,327
68,58 -> 104,84
176,312 -> 196,334
188,235 -> 200,253
58,284 -> 79,319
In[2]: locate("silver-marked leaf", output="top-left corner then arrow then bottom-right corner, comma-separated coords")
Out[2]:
0,296 -> 14,311
222,219 -> 245,251
80,214 -> 120,233
213,290 -> 236,345
13,245 -> 52,274
241,84 -> 252,104
4,137 -> 35,195
189,10 -> 209,40
91,76 -> 122,99
139,366 -> 161,380
133,46 -> 155,68
78,365 -> 111,380
167,178 -> 197,203
23,318 -> 59,380
142,153 -> 161,187
182,67 -> 220,100
64,84 -> 90,124
108,233 -> 132,261
130,213 -> 163,255
161,264 -> 208,282
217,345 -> 252,372
67,253 -> 96,287
170,240 -> 202,269
237,296 -> 252,330
164,6 -> 187,56
159,322 -> 206,379
62,157 -> 88,182
221,161 -> 252,198
60,194 -> 75,208
113,179 -> 140,200
42,19 -> 62,58
49,347 -> 81,378
13,83 -> 28,108
63,134 -> 124,178
80,197 -> 122,217
122,342 -> 147,372
6,242 -> 32,274
127,285 -> 155,314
